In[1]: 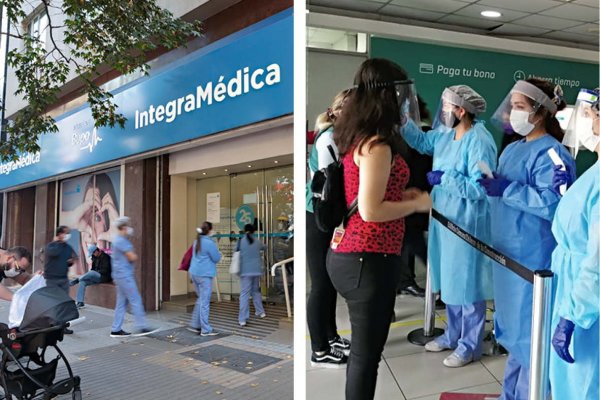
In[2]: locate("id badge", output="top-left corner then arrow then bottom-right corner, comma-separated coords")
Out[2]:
330,227 -> 345,250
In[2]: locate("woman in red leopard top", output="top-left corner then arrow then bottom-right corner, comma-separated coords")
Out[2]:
327,58 -> 432,400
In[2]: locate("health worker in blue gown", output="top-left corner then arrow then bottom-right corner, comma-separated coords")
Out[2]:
549,88 -> 599,400
401,85 -> 497,368
478,78 -> 576,400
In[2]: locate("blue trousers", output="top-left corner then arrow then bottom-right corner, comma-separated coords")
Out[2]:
111,275 -> 148,332
239,276 -> 265,324
435,301 -> 486,361
75,270 -> 101,303
191,275 -> 213,333
499,353 -> 529,400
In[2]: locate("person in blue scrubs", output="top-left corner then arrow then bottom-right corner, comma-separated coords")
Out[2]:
549,90 -> 599,400
479,78 -> 576,400
187,221 -> 222,336
401,85 -> 497,368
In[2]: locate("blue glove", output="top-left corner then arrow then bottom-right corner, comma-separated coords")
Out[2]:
477,172 -> 511,197
552,317 -> 575,363
552,164 -> 574,195
426,170 -> 444,186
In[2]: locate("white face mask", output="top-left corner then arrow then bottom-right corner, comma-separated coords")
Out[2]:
126,227 -> 134,236
64,233 -> 72,241
579,120 -> 600,151
510,110 -> 536,136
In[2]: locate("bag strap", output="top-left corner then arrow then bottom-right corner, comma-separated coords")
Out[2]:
327,144 -> 338,163
342,198 -> 359,227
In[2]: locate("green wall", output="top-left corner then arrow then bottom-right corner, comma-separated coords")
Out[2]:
371,37 -> 599,174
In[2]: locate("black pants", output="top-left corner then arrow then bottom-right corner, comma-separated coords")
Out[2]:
306,212 -> 339,352
327,251 -> 401,400
398,230 -> 427,290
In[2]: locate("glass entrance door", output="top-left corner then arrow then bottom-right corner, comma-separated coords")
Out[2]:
195,166 -> 293,300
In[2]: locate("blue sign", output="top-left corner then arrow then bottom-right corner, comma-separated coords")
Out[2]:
0,9 -> 293,190
235,204 -> 255,230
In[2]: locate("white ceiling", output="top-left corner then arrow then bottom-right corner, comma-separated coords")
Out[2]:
308,0 -> 599,50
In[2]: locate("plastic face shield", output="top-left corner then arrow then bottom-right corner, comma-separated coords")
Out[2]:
491,80 -> 557,134
393,80 -> 420,127
431,88 -> 480,131
563,89 -> 599,157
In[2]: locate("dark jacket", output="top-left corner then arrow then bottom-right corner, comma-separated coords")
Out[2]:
91,251 -> 112,283
44,241 -> 77,280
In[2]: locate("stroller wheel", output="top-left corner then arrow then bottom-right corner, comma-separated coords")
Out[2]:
72,389 -> 82,400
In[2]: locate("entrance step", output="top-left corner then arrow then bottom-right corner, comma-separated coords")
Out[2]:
162,298 -> 196,313
168,300 -> 292,339
440,394 -> 500,400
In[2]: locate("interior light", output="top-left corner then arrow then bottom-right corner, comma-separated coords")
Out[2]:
247,165 -> 252,168
481,10 -> 502,18
274,160 -> 279,164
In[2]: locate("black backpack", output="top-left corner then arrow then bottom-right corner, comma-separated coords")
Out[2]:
310,145 -> 358,233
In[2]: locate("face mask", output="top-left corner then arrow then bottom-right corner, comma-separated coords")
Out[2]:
126,227 -> 134,236
510,110 -> 536,136
580,131 -> 600,153
277,222 -> 284,231
64,233 -> 72,241
4,266 -> 21,278
3,260 -> 21,277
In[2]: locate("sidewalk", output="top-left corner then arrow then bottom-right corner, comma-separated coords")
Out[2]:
0,301 -> 293,400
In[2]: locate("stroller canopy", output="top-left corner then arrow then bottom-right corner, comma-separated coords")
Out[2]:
20,286 -> 79,332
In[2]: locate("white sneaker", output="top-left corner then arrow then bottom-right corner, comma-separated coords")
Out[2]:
443,352 -> 472,368
424,340 -> 449,352
258,313 -> 266,319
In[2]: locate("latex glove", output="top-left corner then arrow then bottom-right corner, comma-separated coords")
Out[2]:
552,317 -> 575,363
551,164 -> 574,195
477,172 -> 511,197
426,170 -> 444,186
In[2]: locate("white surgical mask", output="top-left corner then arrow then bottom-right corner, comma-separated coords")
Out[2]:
126,227 -> 134,236
579,129 -> 600,151
510,110 -> 536,136
64,233 -> 72,241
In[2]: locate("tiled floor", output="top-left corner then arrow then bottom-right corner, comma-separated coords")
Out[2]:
306,293 -> 507,400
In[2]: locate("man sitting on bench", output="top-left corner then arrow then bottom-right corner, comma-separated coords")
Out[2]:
70,244 -> 112,308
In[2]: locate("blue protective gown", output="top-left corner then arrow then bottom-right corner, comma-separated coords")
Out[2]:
402,120 -> 497,305
488,134 -> 576,400
549,160 -> 599,400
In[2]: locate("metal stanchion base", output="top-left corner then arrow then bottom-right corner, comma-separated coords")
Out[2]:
407,327 -> 445,346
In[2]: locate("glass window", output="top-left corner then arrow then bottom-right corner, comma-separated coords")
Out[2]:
27,12 -> 49,48
307,27 -> 367,53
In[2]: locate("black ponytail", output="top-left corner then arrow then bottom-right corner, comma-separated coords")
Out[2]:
195,221 -> 213,254
244,224 -> 255,245
526,78 -> 567,142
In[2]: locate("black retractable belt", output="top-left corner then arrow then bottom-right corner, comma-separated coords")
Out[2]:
430,208 -> 534,284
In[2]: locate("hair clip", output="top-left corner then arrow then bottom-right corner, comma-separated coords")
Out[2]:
552,85 -> 564,104
326,107 -> 335,119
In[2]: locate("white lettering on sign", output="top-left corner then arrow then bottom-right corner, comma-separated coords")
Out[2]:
72,126 -> 103,153
0,152 -> 41,175
528,73 -> 580,89
134,63 -> 282,130
427,64 -> 496,80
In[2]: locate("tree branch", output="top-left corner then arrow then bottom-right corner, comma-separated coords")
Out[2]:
40,0 -> 72,65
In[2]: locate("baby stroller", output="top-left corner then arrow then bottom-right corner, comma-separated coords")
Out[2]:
0,286 -> 83,400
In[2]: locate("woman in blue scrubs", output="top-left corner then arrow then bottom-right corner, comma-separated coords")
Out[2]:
549,89 -> 599,400
479,78 -> 576,400
401,85 -> 497,368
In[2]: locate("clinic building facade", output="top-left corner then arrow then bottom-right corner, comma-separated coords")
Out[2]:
0,0 -> 293,311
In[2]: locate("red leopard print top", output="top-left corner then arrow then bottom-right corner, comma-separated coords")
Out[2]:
334,148 -> 410,255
